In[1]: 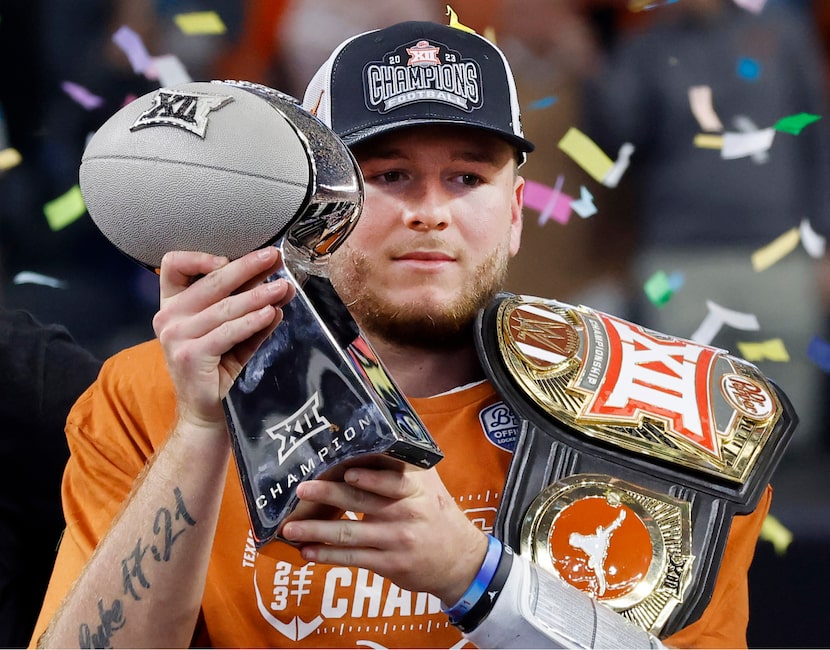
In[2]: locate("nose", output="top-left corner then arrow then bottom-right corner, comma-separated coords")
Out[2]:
402,179 -> 451,232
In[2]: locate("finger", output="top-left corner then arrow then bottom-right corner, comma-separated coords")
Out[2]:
192,277 -> 295,343
343,465 -> 422,500
281,518 -> 386,549
294,477 -> 397,517
157,250 -> 230,299
162,247 -> 282,312
156,265 -> 294,347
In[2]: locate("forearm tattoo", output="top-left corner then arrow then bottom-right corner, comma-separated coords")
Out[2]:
78,487 -> 196,648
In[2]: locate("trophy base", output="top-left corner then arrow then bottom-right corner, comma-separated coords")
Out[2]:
224,251 -> 442,548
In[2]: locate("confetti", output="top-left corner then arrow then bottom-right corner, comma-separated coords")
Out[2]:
150,54 -> 192,86
751,227 -> 800,272
773,112 -> 822,136
528,96 -> 558,110
644,270 -> 674,308
760,514 -> 792,556
0,147 -> 21,171
61,81 -> 104,110
694,134 -> 724,150
721,128 -> 775,160
733,115 -> 769,164
12,271 -> 68,289
689,85 -> 723,132
174,11 -> 227,35
691,300 -> 760,345
570,186 -> 598,218
737,338 -> 790,362
799,218 -> 826,258
808,335 -> 830,372
112,25 -> 153,75
446,5 -> 476,34
737,57 -> 761,81
602,142 -> 635,188
628,0 -> 679,11
43,185 -> 86,231
523,179 -> 574,226
538,174 -> 572,226
667,271 -> 685,292
558,127 -> 614,184
733,0 -> 768,14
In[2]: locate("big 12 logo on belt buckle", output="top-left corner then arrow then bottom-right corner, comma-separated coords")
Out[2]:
475,294 -> 796,636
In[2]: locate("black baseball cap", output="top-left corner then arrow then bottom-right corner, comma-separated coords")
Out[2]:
302,21 -> 535,165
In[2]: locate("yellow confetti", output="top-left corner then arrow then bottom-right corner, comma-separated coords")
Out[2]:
0,147 -> 22,171
737,338 -> 790,362
760,514 -> 792,556
694,133 -> 724,150
43,185 -> 86,231
173,11 -> 227,35
483,26 -> 497,44
751,227 -> 800,272
558,127 -> 615,184
446,5 -> 476,34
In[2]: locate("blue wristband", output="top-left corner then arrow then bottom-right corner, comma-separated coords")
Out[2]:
443,534 -> 502,619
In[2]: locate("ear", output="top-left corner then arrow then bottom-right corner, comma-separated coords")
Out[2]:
509,175 -> 524,257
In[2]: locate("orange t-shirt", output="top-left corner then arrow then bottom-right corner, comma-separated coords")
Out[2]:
31,340 -> 769,648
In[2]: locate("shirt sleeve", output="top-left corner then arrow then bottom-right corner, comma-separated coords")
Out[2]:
28,343 -> 175,647
662,485 -> 773,649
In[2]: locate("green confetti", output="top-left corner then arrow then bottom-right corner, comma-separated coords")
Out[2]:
43,185 -> 86,231
760,514 -> 793,556
773,112 -> 822,135
644,270 -> 674,308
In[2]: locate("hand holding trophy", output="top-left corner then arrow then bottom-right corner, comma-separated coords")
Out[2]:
80,80 -> 443,550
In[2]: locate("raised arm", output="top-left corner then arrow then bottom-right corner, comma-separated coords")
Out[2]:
37,247 -> 293,648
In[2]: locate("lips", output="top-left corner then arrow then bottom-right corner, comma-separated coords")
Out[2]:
394,250 -> 455,262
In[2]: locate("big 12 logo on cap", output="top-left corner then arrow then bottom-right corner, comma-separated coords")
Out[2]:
363,39 -> 483,114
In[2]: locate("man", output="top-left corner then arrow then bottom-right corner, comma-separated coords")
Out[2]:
0,307 -> 100,647
33,21 -> 770,648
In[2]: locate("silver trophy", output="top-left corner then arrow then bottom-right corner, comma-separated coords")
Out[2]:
218,82 -> 443,549
80,79 -> 443,551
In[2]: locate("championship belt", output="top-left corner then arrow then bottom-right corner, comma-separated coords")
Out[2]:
475,293 -> 796,637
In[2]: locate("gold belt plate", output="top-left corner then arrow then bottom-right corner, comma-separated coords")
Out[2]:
496,296 -> 783,483
521,475 -> 694,634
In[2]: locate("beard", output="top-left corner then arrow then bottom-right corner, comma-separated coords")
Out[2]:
329,243 -> 511,351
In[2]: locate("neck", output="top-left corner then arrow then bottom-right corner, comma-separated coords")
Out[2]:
367,336 -> 485,398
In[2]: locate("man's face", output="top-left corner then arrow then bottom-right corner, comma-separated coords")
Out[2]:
328,124 -> 524,349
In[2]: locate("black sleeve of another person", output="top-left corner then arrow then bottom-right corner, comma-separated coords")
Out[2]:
0,308 -> 101,648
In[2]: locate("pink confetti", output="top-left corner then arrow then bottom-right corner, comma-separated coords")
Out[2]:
524,178 -> 574,225
61,81 -> 104,109
112,25 -> 153,74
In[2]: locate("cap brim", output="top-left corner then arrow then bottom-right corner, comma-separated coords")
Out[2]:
341,118 -> 535,155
